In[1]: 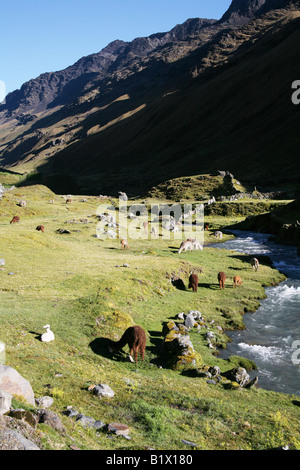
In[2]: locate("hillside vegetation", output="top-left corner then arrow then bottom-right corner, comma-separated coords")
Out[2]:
0,183 -> 299,450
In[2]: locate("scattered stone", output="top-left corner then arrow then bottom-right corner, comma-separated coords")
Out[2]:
36,395 -> 54,408
107,422 -> 130,436
91,383 -> 115,399
94,420 -> 106,430
206,379 -> 217,385
76,414 -> 96,429
184,314 -> 195,329
181,439 -> 198,447
223,367 -> 250,387
17,200 -> 26,207
37,409 -> 65,433
63,407 -> 79,418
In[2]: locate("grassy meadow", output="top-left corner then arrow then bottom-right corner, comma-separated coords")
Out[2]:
0,183 -> 299,450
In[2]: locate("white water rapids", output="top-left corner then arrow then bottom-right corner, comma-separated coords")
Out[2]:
210,230 -> 300,397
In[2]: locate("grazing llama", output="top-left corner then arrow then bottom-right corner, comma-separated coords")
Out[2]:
233,276 -> 243,287
108,326 -> 146,363
250,258 -> 259,271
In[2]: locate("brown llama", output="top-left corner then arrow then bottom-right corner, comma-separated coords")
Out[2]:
233,275 -> 243,287
120,239 -> 130,250
36,225 -> 45,233
188,273 -> 199,293
218,272 -> 226,289
10,216 -> 20,224
108,326 -> 146,363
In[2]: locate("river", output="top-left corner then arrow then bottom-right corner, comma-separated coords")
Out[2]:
210,230 -> 300,397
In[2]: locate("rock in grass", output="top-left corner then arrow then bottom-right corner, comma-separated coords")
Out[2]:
35,396 -> 54,409
92,384 -> 115,398
107,422 -> 130,436
0,365 -> 35,406
182,439 -> 198,447
0,430 -> 40,450
9,409 -> 38,428
37,409 -> 65,433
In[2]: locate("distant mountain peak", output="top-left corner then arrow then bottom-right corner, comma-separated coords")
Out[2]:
220,0 -> 268,24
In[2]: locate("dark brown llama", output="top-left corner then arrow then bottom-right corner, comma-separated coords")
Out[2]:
108,326 -> 146,363
188,273 -> 199,293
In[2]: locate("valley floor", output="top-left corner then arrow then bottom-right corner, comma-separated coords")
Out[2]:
0,184 -> 299,450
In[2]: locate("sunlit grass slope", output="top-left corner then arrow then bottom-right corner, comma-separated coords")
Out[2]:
0,184 -> 299,450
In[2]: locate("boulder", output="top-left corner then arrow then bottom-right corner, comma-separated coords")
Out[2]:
0,365 -> 35,406
37,409 -> 65,433
9,409 -> 38,428
184,314 -> 196,329
35,396 -> 54,409
0,430 -> 40,450
92,383 -> 115,398
223,367 -> 251,387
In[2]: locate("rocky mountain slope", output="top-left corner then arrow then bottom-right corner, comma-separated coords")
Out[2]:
0,0 -> 299,196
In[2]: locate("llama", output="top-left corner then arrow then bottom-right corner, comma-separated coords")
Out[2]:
120,239 -> 130,250
188,273 -> 199,293
250,258 -> 259,271
218,272 -> 226,289
233,275 -> 243,287
41,325 -> 55,342
187,239 -> 203,251
108,326 -> 146,363
178,240 -> 193,254
10,216 -> 20,224
214,231 -> 223,239
36,225 -> 45,233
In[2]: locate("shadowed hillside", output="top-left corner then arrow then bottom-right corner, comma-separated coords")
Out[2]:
0,1 -> 300,196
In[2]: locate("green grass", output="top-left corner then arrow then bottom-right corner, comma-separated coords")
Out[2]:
0,184 -> 299,450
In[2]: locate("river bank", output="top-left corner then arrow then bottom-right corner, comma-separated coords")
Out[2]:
210,230 -> 300,397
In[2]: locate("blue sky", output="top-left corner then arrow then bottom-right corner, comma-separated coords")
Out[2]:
1,1 -> 231,94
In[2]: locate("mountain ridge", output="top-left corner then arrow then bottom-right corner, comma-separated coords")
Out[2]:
0,0 -> 300,196
0,18 -> 216,120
